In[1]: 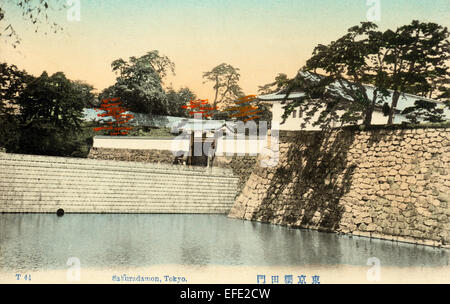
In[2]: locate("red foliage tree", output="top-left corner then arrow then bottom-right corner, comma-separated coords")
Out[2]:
182,99 -> 216,118
223,95 -> 262,121
93,98 -> 134,135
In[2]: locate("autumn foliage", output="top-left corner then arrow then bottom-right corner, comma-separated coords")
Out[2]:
93,98 -> 134,135
182,99 -> 217,118
223,95 -> 262,122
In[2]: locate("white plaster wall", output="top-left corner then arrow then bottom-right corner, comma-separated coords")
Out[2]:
272,102 -> 417,130
93,136 -> 268,155
94,137 -> 189,151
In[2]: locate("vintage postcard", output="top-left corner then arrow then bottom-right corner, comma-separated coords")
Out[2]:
0,0 -> 449,289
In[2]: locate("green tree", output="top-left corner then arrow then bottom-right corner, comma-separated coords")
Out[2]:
283,22 -> 388,129
203,63 -> 244,110
0,62 -> 33,106
72,80 -> 97,108
282,21 -> 449,129
255,73 -> 291,128
101,51 -> 175,115
381,21 -> 450,124
0,62 -> 33,151
16,71 -> 90,156
258,73 -> 289,95
165,87 -> 197,117
401,99 -> 445,124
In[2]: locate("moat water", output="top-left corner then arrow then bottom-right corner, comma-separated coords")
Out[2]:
0,214 -> 448,272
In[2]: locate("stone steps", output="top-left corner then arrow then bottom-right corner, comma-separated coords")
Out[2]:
0,174 -> 237,189
0,152 -> 238,214
0,155 -> 232,176
0,189 -> 236,198
0,183 -> 237,192
0,163 -> 236,180
0,198 -> 236,205
0,194 -> 235,202
0,181 -> 237,192
0,161 -> 235,177
0,163 -> 236,182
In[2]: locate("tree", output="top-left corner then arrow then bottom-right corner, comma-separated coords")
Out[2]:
381,21 -> 450,124
111,50 -> 175,81
203,63 -> 244,110
401,99 -> 445,124
72,80 -> 97,108
256,73 -> 291,128
182,98 -> 215,119
282,21 -> 449,129
253,100 -> 272,129
16,71 -> 88,156
165,87 -> 197,117
0,62 -> 33,151
0,62 -> 33,101
101,51 -> 175,115
93,98 -> 134,136
0,0 -> 64,48
258,73 -> 289,95
283,22 -> 388,129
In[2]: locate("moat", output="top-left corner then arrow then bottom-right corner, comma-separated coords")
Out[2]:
0,213 -> 448,273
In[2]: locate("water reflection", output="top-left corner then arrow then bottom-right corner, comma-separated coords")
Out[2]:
0,214 -> 448,272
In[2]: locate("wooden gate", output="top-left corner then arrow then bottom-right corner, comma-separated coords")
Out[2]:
187,132 -> 216,167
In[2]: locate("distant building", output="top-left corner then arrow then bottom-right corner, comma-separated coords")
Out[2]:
258,71 -> 449,131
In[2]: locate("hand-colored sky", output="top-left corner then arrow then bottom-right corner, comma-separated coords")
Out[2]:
1,0 -> 449,100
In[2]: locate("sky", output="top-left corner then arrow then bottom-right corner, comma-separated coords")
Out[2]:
1,0 -> 449,101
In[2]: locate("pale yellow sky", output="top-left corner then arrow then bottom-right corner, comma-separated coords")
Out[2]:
1,0 -> 449,101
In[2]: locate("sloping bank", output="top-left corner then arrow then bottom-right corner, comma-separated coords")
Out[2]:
229,127 -> 450,248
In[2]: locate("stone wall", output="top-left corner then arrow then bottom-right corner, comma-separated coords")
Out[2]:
229,128 -> 450,248
88,147 -> 176,165
214,155 -> 258,195
0,152 -> 238,214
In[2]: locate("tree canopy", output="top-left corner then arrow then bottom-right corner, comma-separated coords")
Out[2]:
0,62 -> 33,151
101,51 -> 176,115
381,21 -> 450,123
258,73 -> 289,95
165,87 -> 197,117
101,51 -> 199,117
16,71 -> 92,156
0,62 -> 33,104
19,71 -> 91,129
280,20 -> 449,129
203,63 -> 244,110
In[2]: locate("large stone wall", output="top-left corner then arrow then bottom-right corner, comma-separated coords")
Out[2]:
229,128 -> 450,248
0,152 -> 238,214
